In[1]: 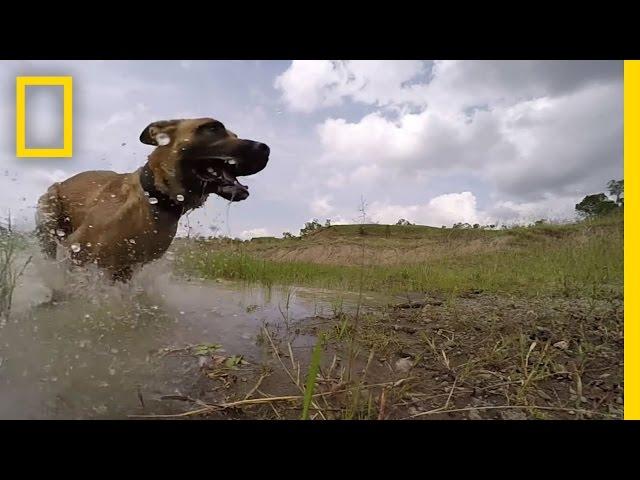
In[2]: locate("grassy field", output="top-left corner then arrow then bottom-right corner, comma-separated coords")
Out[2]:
168,213 -> 623,419
174,213 -> 623,298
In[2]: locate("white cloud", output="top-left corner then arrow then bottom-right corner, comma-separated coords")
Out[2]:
316,81 -> 622,200
369,192 -> 484,227
274,60 -> 345,113
310,196 -> 334,216
275,60 -> 620,114
239,228 -> 270,240
274,60 -> 430,112
367,191 -> 584,228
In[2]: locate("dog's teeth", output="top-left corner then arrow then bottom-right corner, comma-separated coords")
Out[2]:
149,197 -> 158,205
176,194 -> 184,202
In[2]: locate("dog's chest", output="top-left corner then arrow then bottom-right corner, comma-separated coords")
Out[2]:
89,206 -> 179,267
130,213 -> 179,262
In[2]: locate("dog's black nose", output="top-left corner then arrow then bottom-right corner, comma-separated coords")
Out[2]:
254,142 -> 270,156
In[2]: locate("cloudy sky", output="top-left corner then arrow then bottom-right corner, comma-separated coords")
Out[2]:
0,60 -> 623,238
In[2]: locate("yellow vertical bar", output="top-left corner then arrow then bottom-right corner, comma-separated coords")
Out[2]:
15,78 -> 26,156
63,77 -> 73,156
625,60 -> 638,419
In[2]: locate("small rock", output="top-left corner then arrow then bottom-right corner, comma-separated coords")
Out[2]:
395,357 -> 413,373
408,406 -> 422,416
500,409 -> 527,420
468,409 -> 482,420
553,340 -> 570,350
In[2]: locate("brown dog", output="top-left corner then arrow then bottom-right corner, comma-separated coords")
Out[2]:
35,117 -> 270,281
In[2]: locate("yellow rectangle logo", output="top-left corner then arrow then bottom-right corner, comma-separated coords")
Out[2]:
16,76 -> 73,158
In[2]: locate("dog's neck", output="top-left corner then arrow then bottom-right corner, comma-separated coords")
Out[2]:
139,162 -> 184,218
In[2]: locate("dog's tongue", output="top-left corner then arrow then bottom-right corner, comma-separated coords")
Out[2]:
221,168 -> 246,188
218,168 -> 249,201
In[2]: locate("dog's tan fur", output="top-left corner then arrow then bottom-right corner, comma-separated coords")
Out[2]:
35,117 -> 268,281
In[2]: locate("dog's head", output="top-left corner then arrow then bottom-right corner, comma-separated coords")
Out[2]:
140,118 -> 269,206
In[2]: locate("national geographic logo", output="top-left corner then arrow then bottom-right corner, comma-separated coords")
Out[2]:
15,76 -> 73,158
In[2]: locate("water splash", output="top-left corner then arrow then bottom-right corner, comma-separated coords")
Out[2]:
156,133 -> 171,146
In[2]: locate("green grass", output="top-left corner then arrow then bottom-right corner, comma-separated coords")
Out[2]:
175,214 -> 623,298
0,231 -> 32,319
301,334 -> 325,420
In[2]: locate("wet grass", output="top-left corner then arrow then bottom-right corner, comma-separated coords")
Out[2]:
0,229 -> 32,321
175,214 -> 623,298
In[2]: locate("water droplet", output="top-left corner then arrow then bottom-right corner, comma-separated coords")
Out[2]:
49,228 -> 55,234
156,133 -> 171,146
176,194 -> 184,202
56,229 -> 66,237
129,238 -> 136,244
86,242 -> 92,247
70,243 -> 81,253
110,194 -> 116,198
84,314 -> 90,319
143,191 -> 150,197
149,197 -> 158,204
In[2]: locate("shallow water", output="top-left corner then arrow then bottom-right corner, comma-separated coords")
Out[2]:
0,253 -> 393,419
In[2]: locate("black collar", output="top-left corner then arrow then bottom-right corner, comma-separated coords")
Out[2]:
139,162 -> 184,218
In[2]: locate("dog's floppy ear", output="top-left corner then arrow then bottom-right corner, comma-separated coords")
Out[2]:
139,120 -> 180,146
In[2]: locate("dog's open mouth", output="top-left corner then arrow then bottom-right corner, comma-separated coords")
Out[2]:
191,157 -> 249,202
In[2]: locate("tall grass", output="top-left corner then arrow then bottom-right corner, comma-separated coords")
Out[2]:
0,225 -> 31,320
176,216 -> 622,298
301,335 -> 324,420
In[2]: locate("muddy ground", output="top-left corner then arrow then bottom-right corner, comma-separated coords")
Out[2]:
0,252 -> 623,420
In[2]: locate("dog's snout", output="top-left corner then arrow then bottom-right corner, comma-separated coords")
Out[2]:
254,142 -> 270,156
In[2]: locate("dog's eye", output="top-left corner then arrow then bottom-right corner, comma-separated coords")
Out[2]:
205,122 -> 225,133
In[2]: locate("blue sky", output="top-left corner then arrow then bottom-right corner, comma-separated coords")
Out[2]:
0,60 -> 623,238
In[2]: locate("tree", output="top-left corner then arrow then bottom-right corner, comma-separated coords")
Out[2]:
300,219 -> 323,237
575,193 -> 619,218
282,231 -> 294,239
453,222 -> 472,229
395,219 -> 413,226
607,179 -> 624,205
324,219 -> 331,227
